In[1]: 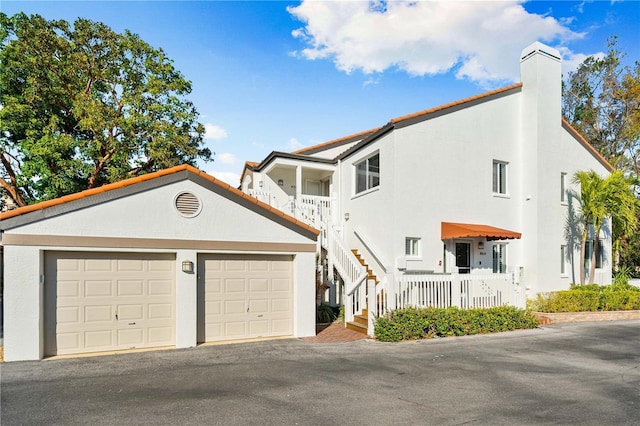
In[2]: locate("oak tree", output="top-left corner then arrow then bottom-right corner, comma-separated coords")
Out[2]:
0,13 -> 212,207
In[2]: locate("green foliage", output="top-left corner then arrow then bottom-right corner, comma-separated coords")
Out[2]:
316,303 -> 337,324
562,37 -> 640,176
0,13 -> 212,206
374,306 -> 539,343
529,283 -> 640,312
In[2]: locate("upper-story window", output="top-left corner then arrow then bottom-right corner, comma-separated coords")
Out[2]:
492,160 -> 508,195
560,172 -> 567,203
355,152 -> 379,194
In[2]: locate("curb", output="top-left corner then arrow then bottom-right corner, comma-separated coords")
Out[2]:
533,310 -> 640,325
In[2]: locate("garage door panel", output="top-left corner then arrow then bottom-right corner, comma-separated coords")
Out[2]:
249,299 -> 268,313
225,279 -> 245,292
148,327 -> 173,344
58,307 -> 80,324
85,281 -> 114,297
118,304 -> 144,320
224,300 -> 246,314
225,321 -> 247,336
118,280 -> 144,296
85,305 -> 113,322
249,320 -> 268,334
249,260 -> 269,272
148,280 -> 173,296
249,279 -> 269,292
57,333 -> 80,351
149,303 -> 173,319
117,328 -> 144,346
85,330 -> 114,348
85,259 -> 114,272
45,252 -> 175,356
117,259 -> 146,272
58,280 -> 81,297
199,254 -> 292,342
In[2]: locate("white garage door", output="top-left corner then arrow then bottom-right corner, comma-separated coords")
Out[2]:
45,252 -> 176,356
198,254 -> 293,342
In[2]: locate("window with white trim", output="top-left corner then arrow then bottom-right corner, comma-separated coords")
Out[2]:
355,152 -> 380,194
561,245 -> 567,275
492,243 -> 507,273
492,160 -> 507,195
405,237 -> 420,257
560,172 -> 567,203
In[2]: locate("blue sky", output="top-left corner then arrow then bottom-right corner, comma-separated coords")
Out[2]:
3,1 -> 639,186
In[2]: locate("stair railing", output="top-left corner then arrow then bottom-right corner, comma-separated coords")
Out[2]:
328,226 -> 368,323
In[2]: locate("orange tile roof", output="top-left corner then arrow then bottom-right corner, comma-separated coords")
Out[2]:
291,127 -> 381,155
0,164 -> 320,236
390,83 -> 523,124
561,119 -> 614,172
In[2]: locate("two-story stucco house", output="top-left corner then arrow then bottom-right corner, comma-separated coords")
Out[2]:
239,42 -> 613,333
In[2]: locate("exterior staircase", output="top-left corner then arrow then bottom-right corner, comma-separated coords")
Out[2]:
346,250 -> 378,335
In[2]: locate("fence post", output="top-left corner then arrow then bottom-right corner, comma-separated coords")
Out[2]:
451,274 -> 462,308
367,278 -> 376,337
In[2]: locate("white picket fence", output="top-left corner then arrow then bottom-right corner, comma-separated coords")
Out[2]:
347,272 -> 525,335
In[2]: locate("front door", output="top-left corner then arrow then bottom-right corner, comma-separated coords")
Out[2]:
455,242 -> 471,274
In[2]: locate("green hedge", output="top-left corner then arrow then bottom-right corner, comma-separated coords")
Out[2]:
528,283 -> 640,313
374,306 -> 539,342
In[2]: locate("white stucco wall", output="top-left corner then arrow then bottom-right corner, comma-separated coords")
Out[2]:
336,42 -> 612,298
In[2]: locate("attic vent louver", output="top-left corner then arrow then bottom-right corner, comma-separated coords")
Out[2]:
174,192 -> 202,218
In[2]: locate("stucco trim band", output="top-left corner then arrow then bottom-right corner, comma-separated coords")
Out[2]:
2,234 -> 317,253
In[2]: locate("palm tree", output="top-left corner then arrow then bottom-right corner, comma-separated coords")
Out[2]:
573,170 -> 638,284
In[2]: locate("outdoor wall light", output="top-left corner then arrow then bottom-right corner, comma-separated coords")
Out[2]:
258,181 -> 264,188
478,241 -> 484,249
344,212 -> 350,221
181,260 -> 194,274
278,179 -> 284,186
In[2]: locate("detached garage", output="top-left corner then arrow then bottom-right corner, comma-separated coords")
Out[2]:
1,165 -> 318,361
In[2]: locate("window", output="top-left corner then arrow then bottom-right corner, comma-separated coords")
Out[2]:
492,161 -> 507,195
561,245 -> 567,275
405,237 -> 420,257
584,240 -> 603,270
355,152 -> 380,194
492,243 -> 507,273
560,172 -> 567,203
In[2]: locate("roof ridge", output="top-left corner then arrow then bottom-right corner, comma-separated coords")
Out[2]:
291,127 -> 381,155
561,118 -> 614,172
390,82 -> 523,124
1,164 -> 320,236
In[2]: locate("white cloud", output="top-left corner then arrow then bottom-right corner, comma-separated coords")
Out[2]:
204,123 -> 228,140
286,137 -> 306,151
288,0 -> 587,85
207,169 -> 241,187
216,152 -> 239,165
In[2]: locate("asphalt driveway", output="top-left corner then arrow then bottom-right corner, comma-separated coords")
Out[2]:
1,321 -> 639,425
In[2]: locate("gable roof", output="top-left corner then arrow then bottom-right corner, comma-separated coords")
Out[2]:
0,164 -> 320,239
562,119 -> 614,172
338,83 -> 524,161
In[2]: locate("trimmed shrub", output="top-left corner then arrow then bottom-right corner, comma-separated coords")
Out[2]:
374,306 -> 539,342
529,283 -> 640,312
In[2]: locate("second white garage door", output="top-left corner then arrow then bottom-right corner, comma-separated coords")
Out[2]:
198,254 -> 293,342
